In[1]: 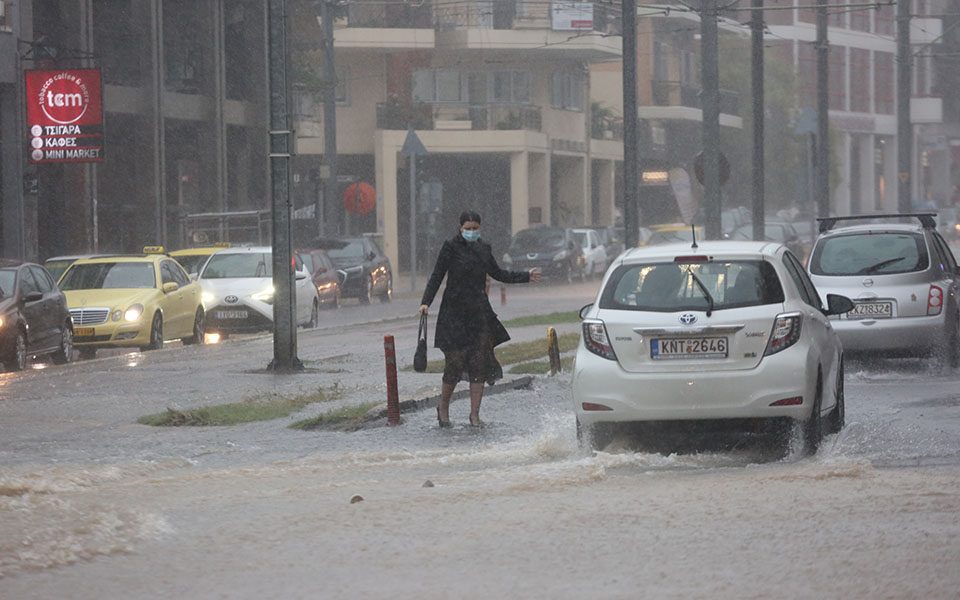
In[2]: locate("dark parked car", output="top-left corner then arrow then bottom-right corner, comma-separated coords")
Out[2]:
0,260 -> 73,371
502,227 -> 585,282
317,236 -> 393,303
298,248 -> 344,309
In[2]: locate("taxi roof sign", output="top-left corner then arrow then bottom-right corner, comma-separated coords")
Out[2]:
142,245 -> 166,254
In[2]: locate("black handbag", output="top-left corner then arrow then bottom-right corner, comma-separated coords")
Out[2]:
414,313 -> 428,372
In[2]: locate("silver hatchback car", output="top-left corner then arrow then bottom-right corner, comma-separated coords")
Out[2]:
807,213 -> 960,367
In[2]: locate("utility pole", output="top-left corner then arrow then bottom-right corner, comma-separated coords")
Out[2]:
622,0 -> 639,248
896,0 -> 912,212
320,0 -> 339,235
750,0 -> 764,240
267,0 -> 301,371
815,0 -> 830,217
700,0 -> 722,239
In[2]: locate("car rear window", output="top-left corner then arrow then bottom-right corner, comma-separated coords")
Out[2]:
809,232 -> 929,276
599,260 -> 785,312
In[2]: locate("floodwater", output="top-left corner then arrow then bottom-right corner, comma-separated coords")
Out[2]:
3,360 -> 959,598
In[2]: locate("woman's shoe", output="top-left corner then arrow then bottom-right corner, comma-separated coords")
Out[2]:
468,413 -> 484,428
437,406 -> 451,428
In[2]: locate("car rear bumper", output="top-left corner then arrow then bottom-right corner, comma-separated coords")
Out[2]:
831,313 -> 946,353
572,345 -> 815,425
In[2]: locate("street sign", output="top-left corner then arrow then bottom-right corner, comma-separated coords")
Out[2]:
899,172 -> 910,184
693,151 -> 730,186
401,127 -> 428,157
24,68 -> 104,164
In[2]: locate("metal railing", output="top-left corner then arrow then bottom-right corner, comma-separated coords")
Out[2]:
650,80 -> 740,116
376,102 -> 542,131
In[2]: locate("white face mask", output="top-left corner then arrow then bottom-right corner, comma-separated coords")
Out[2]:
461,229 -> 480,242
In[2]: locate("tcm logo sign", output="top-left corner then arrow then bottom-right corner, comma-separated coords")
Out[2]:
24,69 -> 105,164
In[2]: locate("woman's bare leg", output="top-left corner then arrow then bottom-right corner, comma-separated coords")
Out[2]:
439,382 -> 455,423
469,382 -> 484,425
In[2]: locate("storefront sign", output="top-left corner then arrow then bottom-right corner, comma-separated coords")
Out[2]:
25,68 -> 104,164
551,2 -> 594,30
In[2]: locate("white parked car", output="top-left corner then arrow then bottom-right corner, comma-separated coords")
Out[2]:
572,228 -> 609,278
573,241 -> 853,454
198,246 -> 319,336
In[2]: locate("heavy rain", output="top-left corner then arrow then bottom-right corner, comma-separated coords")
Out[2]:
1,0 -> 960,598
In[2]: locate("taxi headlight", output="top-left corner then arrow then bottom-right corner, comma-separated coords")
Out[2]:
252,286 -> 275,304
0,316 -> 4,328
111,310 -> 123,321
124,304 -> 144,322
201,292 -> 215,304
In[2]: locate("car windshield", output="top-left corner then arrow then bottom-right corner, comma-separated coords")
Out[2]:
60,262 -> 156,290
200,253 -> 272,279
326,241 -> 366,259
173,254 -> 211,275
43,259 -> 75,282
600,260 -> 785,311
511,229 -> 566,250
0,269 -> 15,297
809,232 -> 929,276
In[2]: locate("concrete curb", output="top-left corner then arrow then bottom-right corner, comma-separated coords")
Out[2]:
368,375 -> 535,421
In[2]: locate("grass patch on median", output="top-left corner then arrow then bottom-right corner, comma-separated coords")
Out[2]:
138,385 -> 341,426
507,356 -> 575,375
501,311 -> 580,328
415,332 -> 581,373
289,401 -> 383,431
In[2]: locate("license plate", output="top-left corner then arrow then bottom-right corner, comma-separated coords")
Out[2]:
848,301 -> 893,319
75,327 -> 95,336
215,310 -> 248,320
651,337 -> 728,359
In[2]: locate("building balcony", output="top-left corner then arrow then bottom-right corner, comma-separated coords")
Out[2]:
640,80 -> 743,128
334,0 -> 436,49
376,102 -> 542,132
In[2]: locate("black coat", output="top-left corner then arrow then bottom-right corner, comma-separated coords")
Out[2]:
421,234 -> 530,352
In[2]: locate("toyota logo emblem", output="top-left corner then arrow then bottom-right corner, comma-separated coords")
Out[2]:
679,313 -> 697,325
225,295 -> 239,304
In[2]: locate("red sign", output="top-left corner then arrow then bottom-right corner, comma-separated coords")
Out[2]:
24,68 -> 104,164
343,182 -> 376,215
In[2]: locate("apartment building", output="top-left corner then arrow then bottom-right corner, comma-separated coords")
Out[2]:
290,0 -> 623,271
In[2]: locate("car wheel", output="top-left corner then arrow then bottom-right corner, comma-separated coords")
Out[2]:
4,329 -> 27,372
182,308 -> 205,345
827,357 -> 845,434
379,275 -> 393,303
577,418 -> 615,451
78,347 -> 97,360
51,323 -> 73,365
800,371 -> 824,455
359,276 -> 373,304
142,313 -> 163,351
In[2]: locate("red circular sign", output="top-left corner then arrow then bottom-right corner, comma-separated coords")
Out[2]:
39,73 -> 92,125
343,182 -> 376,215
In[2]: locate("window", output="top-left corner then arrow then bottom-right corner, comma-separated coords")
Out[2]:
783,252 -> 822,309
850,48 -> 870,113
931,234 -> 957,275
874,52 -> 895,114
335,67 -> 349,105
809,232 -> 929,276
551,70 -> 585,111
19,268 -> 41,297
829,46 -> 847,111
489,71 -> 531,104
28,267 -> 54,294
413,69 -> 469,103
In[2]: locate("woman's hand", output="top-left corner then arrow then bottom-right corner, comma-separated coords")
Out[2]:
419,304 -> 429,315
528,268 -> 542,283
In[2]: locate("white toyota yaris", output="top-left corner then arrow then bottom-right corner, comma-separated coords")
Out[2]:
573,240 -> 854,454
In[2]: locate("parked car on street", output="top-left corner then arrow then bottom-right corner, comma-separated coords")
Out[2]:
571,228 -> 609,278
588,225 -> 625,259
0,260 -> 74,371
807,213 -> 960,368
573,240 -> 853,454
317,237 -> 393,303
298,247 -> 344,309
44,254 -> 123,284
198,246 -> 319,336
645,223 -> 704,246
730,221 -> 806,259
503,227 -> 585,282
59,249 -> 205,359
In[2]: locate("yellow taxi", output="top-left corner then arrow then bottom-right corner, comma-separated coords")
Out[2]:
169,243 -> 230,276
644,223 -> 704,246
58,247 -> 205,359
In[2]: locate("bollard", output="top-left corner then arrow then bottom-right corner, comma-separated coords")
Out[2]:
384,335 -> 401,425
547,327 -> 562,375
500,284 -> 507,306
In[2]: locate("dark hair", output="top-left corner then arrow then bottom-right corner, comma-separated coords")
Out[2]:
459,210 -> 482,226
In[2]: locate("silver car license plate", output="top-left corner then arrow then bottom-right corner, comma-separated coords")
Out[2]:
848,301 -> 893,319
651,337 -> 728,360
215,310 -> 248,319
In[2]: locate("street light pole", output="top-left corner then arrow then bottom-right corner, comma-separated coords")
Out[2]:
267,0 -> 301,371
815,0 -> 830,218
750,0 -> 764,241
622,0 -> 639,249
320,0 -> 339,235
700,0 -> 722,239
896,0 -> 912,212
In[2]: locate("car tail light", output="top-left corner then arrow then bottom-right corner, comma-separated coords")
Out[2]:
582,320 -> 617,360
764,313 -> 802,356
582,402 -> 613,411
769,396 -> 803,406
928,285 -> 943,316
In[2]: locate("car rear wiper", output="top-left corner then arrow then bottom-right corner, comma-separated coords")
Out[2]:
685,267 -> 714,317
858,257 -> 905,274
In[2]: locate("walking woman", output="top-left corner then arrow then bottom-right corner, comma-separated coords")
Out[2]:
419,210 -> 541,427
